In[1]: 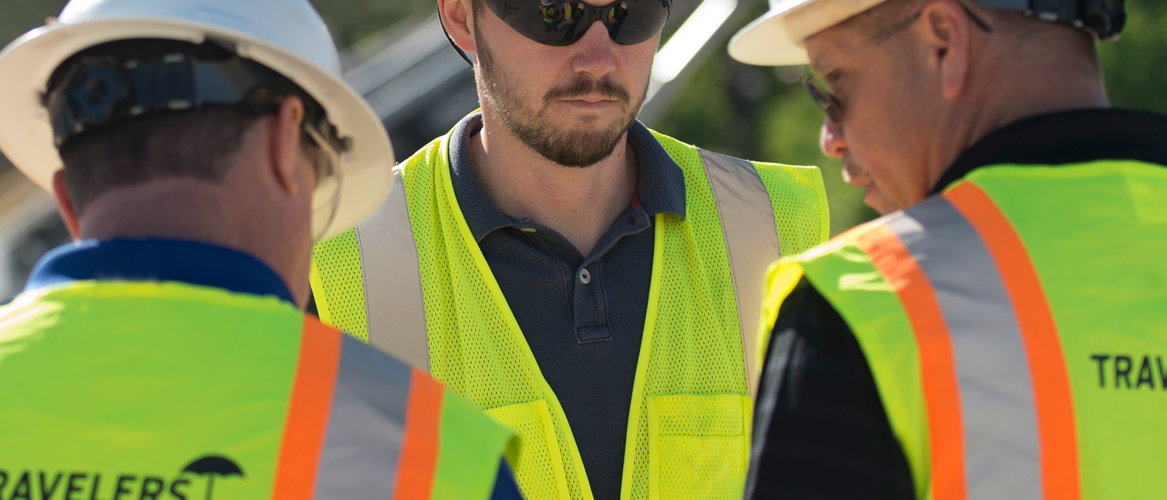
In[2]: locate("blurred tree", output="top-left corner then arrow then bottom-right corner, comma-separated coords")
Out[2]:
1100,1 -> 1167,113
309,0 -> 434,48
651,0 -> 877,235
0,0 -> 69,46
0,0 -> 434,52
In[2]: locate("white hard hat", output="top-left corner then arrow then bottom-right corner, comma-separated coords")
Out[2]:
729,0 -> 889,66
0,0 -> 395,240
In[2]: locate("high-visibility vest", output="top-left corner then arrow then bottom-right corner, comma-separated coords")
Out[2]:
310,127 -> 829,500
761,160 -> 1167,500
0,280 -> 515,500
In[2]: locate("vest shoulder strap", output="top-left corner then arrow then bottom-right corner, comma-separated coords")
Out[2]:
310,140 -> 442,372
651,130 -> 828,393
693,148 -> 783,395
354,169 -> 429,371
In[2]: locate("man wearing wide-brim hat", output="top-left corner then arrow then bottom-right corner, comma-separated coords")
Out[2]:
729,0 -> 1167,498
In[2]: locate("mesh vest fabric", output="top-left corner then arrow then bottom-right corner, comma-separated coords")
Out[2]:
309,137 -> 830,349
0,280 -> 514,500
309,128 -> 828,500
311,230 -> 369,341
751,161 -> 830,257
761,161 -> 1167,500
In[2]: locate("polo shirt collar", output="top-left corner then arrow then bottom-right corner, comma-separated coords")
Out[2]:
448,113 -> 687,242
25,238 -> 295,305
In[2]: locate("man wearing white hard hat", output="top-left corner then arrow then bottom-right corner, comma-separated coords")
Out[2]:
729,0 -> 1167,499
0,1 -> 523,498
737,0 -> 1167,497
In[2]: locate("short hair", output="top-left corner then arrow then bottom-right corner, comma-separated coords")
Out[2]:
53,40 -> 322,213
839,0 -> 1096,62
839,0 -> 924,38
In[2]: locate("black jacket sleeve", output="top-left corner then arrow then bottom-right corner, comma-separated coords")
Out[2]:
744,279 -> 915,500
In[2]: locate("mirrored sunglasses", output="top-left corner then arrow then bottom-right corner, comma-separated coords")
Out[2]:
484,0 -> 671,47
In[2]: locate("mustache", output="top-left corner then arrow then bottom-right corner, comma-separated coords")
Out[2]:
842,156 -> 867,182
544,77 -> 631,105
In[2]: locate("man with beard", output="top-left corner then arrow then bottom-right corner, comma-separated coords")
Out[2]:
729,0 -> 1167,498
308,0 -> 831,499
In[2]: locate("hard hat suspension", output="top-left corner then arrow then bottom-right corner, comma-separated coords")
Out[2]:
975,0 -> 1125,41
46,40 -> 350,155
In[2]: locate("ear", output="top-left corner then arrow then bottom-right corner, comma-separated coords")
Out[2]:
920,0 -> 975,101
269,96 -> 307,196
440,0 -> 477,55
52,169 -> 81,240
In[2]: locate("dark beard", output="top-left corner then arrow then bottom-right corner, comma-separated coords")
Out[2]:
474,28 -> 646,168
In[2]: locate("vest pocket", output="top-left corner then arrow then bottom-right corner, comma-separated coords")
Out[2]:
648,394 -> 752,500
486,399 -> 573,500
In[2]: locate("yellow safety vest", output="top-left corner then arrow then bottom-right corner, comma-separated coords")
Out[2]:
312,125 -> 829,500
761,161 -> 1167,500
0,280 -> 514,500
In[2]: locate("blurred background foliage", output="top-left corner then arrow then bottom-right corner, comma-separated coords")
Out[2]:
2,0 -> 1166,236
654,0 -> 1167,233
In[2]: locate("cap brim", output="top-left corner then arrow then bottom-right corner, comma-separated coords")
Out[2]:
0,18 -> 394,240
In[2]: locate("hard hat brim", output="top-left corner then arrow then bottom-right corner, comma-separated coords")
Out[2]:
728,7 -> 810,67
0,18 -> 394,240
728,0 -> 890,67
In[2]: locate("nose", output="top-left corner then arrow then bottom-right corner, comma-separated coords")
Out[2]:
571,21 -> 617,78
820,117 -> 846,159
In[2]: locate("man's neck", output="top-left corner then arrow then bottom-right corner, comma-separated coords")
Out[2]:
76,178 -> 309,308
470,117 -> 639,256
78,181 -> 235,245
934,45 -> 1110,187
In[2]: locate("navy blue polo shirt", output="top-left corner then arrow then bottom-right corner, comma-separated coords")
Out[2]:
449,113 -> 687,500
24,237 -> 523,500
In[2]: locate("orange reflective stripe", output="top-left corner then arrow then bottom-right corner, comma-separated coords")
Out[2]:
945,183 -> 1080,500
272,316 -> 343,500
856,224 -> 967,500
394,368 -> 443,499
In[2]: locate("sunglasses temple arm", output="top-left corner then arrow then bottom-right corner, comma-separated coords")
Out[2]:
438,8 -> 476,67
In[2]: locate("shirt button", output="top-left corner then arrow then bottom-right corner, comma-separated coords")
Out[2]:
579,269 -> 592,284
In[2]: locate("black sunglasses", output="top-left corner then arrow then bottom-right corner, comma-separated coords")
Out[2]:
485,0 -> 671,47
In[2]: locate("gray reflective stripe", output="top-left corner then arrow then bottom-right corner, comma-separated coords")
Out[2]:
888,197 -> 1042,500
314,335 -> 414,498
356,170 -> 431,373
698,149 -> 783,396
